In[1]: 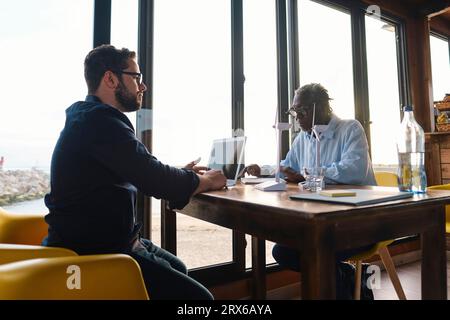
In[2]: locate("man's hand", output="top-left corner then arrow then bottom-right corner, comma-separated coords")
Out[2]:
281,166 -> 305,183
244,164 -> 261,177
184,161 -> 208,175
194,169 -> 227,194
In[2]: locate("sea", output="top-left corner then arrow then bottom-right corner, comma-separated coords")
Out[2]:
3,198 -> 47,214
2,166 -> 49,213
3,197 -> 162,215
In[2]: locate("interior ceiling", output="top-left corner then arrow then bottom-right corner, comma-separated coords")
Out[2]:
442,10 -> 450,20
400,0 -> 448,6
400,0 -> 450,21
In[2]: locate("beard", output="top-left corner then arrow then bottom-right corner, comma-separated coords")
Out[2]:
115,81 -> 141,112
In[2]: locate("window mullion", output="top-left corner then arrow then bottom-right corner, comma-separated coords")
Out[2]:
136,0 -> 154,240
350,4 -> 371,154
231,0 -> 244,135
93,0 -> 111,47
276,0 -> 290,158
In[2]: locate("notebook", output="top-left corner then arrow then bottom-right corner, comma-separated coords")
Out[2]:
241,177 -> 285,185
207,136 -> 246,187
289,189 -> 414,206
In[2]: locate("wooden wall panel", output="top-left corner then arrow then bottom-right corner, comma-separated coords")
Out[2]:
440,148 -> 450,164
406,16 -> 434,132
425,134 -> 442,186
441,164 -> 450,179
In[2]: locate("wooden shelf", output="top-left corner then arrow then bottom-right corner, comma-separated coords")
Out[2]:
425,132 -> 450,185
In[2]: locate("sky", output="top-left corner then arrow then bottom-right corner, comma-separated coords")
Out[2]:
0,0 -> 93,169
0,0 -> 448,171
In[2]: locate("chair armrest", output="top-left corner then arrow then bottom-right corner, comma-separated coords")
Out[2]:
0,244 -> 77,264
0,208 -> 48,245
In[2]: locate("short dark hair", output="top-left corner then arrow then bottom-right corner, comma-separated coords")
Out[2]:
295,83 -> 333,116
84,45 -> 136,94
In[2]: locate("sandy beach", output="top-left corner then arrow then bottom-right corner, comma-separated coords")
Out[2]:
152,215 -> 277,270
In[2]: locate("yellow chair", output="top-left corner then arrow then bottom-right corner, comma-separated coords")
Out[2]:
425,184 -> 450,234
0,254 -> 149,300
348,171 -> 406,300
0,207 -> 48,245
0,209 -> 149,300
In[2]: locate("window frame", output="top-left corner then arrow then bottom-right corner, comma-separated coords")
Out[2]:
429,30 -> 450,100
287,0 -> 410,158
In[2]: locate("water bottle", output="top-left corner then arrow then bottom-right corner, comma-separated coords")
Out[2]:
396,106 -> 427,193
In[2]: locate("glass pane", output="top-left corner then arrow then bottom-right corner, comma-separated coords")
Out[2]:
0,1 -> 93,213
365,17 -> 401,170
151,199 -> 162,247
245,235 -> 277,269
177,216 -> 232,270
243,0 -> 277,166
111,0 -> 139,127
153,0 -> 232,269
297,0 -> 355,120
430,35 -> 450,102
243,0 -> 277,268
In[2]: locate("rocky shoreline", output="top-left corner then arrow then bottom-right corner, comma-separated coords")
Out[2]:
0,169 -> 50,206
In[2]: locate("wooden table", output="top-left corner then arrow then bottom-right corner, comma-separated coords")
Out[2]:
167,184 -> 449,299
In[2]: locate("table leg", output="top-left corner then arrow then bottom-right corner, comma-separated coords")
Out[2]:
251,236 -> 266,299
300,242 -> 336,300
161,200 -> 177,255
421,206 -> 447,300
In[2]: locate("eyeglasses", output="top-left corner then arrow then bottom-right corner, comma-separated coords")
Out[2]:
112,70 -> 143,85
286,105 -> 311,118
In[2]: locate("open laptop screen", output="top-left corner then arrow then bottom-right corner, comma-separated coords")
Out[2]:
207,136 -> 246,182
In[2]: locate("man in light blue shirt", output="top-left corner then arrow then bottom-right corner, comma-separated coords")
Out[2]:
246,83 -> 376,299
246,84 -> 376,186
281,113 -> 376,186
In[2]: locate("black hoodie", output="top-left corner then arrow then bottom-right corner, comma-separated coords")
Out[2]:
43,95 -> 199,254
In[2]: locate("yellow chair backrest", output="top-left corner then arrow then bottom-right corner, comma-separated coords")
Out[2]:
0,243 -> 77,265
0,254 -> 149,300
0,207 -> 48,245
372,171 -> 399,250
374,171 -> 398,187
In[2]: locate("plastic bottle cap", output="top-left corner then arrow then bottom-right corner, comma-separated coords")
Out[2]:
404,105 -> 413,112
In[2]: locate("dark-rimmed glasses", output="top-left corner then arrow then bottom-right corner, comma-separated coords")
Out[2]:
286,105 -> 311,118
113,70 -> 143,85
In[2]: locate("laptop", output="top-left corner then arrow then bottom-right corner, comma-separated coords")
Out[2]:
207,136 -> 246,187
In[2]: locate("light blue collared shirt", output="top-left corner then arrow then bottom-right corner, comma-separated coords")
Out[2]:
280,114 -> 376,185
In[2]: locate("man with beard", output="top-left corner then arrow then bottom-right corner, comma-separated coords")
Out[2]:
245,83 -> 377,299
42,45 -> 226,300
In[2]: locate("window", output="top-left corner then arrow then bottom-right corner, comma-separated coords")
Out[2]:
243,0 -> 278,268
0,0 -> 93,213
430,34 -> 450,102
152,0 -> 232,268
297,0 -> 355,120
243,0 -> 278,167
111,0 -> 139,126
365,17 -> 401,170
